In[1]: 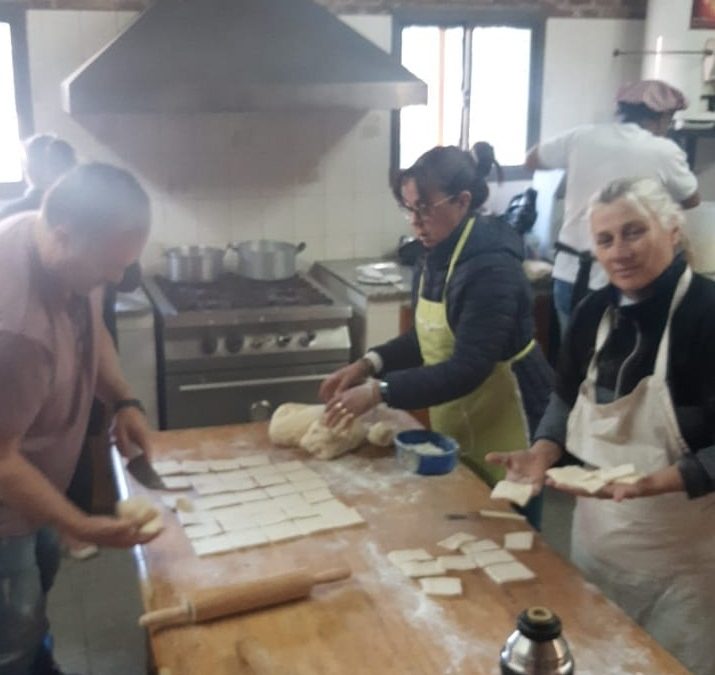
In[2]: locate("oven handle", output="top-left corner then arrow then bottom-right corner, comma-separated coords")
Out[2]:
178,373 -> 328,393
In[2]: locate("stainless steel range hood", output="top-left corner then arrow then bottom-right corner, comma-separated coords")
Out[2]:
62,0 -> 427,114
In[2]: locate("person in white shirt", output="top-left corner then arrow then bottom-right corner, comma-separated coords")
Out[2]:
526,79 -> 700,335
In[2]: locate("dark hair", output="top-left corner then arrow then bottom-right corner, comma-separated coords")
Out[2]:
391,143 -> 501,212
23,133 -> 77,189
43,163 -> 150,238
617,102 -> 664,125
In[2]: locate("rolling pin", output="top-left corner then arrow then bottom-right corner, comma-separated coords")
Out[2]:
139,566 -> 350,631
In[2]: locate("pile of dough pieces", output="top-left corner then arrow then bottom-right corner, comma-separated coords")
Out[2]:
387,529 -> 536,597
489,463 -> 644,507
116,496 -> 164,536
268,403 -> 397,460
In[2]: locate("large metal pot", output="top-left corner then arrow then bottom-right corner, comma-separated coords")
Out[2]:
232,240 -> 306,281
164,245 -> 226,283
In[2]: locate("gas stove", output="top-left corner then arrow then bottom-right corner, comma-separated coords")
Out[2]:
143,273 -> 352,429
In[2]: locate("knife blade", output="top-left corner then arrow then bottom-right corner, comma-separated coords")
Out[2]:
122,444 -> 167,490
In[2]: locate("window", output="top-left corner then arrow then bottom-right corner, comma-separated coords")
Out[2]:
0,7 -> 32,197
393,10 -> 544,178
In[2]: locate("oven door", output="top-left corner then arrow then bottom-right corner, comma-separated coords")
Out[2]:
163,362 -> 346,429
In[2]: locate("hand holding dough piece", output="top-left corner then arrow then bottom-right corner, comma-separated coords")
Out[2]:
116,496 -> 164,537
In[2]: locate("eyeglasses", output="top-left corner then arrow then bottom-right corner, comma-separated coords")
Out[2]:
400,195 -> 455,222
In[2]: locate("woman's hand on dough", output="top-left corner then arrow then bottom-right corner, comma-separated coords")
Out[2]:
324,382 -> 380,428
73,514 -> 160,548
319,360 -> 371,402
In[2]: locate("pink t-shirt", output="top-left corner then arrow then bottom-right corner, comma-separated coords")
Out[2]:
0,213 -> 103,536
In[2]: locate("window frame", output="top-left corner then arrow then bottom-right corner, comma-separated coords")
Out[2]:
391,7 -> 546,181
0,5 -> 33,198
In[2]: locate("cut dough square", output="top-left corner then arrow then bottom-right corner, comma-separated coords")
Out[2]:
274,460 -> 305,472
291,515 -> 332,535
252,510 -> 287,527
575,475 -> 608,494
387,549 -> 433,565
230,528 -> 268,550
419,577 -> 463,596
597,464 -> 636,482
312,499 -> 349,515
399,560 -> 445,577
262,521 -> 301,543
162,476 -> 192,491
490,481 -> 533,507
471,549 -> 516,568
237,455 -> 271,468
253,474 -> 287,488
247,466 -> 281,479
484,560 -> 535,584
153,460 -> 184,476
460,539 -> 499,556
216,513 -> 259,532
546,466 -> 591,484
324,507 -> 365,529
504,531 -> 535,551
265,483 -> 300,497
437,555 -> 478,571
192,534 -> 236,557
219,469 -> 250,482
290,478 -> 329,492
303,488 -> 334,504
193,493 -> 245,511
217,477 -> 256,492
194,482 -> 233,496
437,532 -> 478,551
208,458 -> 243,472
271,494 -> 311,510
183,521 -> 222,540
177,510 -> 216,526
285,469 -> 321,483
236,489 -> 269,503
284,502 -> 320,519
180,460 -> 210,474
479,509 -> 526,522
615,473 -> 643,485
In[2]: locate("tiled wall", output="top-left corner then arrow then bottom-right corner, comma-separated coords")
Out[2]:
25,11 -> 645,271
27,11 -> 406,272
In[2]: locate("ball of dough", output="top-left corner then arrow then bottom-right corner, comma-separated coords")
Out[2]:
367,421 -> 397,447
299,418 -> 367,460
117,497 -> 164,537
269,403 -> 325,447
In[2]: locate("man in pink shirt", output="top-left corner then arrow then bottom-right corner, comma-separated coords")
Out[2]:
0,163 -> 158,675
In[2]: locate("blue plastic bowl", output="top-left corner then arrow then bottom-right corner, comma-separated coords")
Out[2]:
395,429 -> 460,476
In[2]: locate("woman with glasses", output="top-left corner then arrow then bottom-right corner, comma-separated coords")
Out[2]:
320,144 -> 552,525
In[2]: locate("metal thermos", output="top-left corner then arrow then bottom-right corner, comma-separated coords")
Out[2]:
500,607 -> 575,675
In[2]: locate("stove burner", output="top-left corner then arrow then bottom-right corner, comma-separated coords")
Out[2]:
154,274 -> 333,312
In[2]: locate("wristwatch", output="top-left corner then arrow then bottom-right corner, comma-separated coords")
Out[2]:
114,398 -> 146,415
378,380 -> 390,405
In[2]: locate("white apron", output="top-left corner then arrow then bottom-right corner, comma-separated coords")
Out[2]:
566,266 -> 715,675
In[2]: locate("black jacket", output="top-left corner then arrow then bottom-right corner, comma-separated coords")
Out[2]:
543,256 -> 715,498
373,213 -> 552,431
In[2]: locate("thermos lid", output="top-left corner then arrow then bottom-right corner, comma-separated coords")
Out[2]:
516,607 -> 563,642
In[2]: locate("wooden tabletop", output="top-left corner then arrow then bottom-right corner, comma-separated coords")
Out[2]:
114,417 -> 688,675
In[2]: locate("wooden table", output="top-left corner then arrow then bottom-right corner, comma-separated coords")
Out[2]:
114,420 -> 688,675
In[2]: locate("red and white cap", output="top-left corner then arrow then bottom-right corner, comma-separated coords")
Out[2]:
616,79 -> 688,112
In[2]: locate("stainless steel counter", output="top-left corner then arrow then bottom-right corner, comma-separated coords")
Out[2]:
310,258 -> 413,302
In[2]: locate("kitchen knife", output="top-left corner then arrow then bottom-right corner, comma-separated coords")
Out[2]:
122,444 -> 167,490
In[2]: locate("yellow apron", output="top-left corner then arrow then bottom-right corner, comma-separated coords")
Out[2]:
415,217 -> 534,485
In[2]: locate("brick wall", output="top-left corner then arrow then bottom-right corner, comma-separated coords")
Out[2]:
317,0 -> 647,19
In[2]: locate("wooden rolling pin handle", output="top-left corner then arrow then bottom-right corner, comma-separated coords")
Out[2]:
313,567 -> 351,585
139,599 -> 192,630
